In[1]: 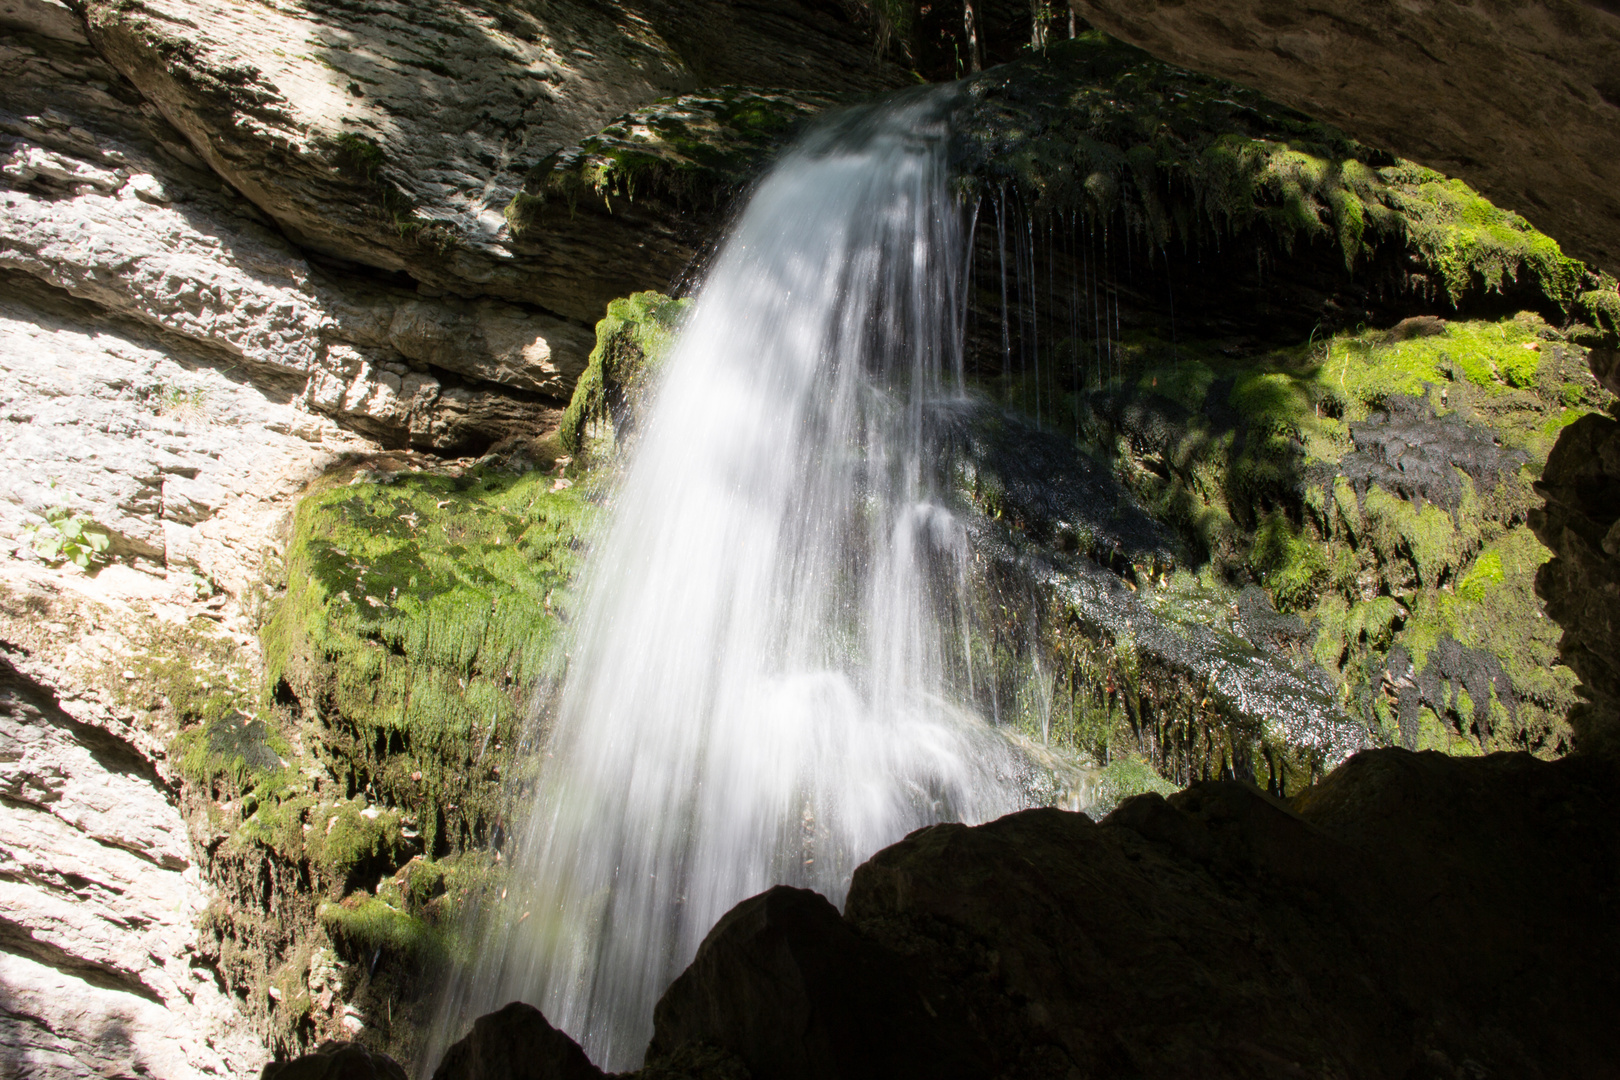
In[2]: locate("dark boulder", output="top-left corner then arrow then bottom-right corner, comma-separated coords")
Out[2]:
431,1002 -> 607,1080
646,885 -> 993,1080
1531,412 -> 1620,751
635,748 -> 1619,1079
261,1042 -> 408,1080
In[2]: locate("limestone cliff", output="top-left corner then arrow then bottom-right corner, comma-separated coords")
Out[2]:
0,0 -> 902,1073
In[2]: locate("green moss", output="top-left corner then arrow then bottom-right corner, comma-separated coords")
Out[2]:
1090,755 -> 1178,812
1006,306 -> 1612,771
1384,168 -> 1585,305
1576,277 -> 1620,337
261,464 -> 594,857
560,291 -> 690,456
317,129 -> 456,254
1251,513 -> 1329,613
318,893 -> 446,965
956,34 -> 1595,310
176,711 -> 289,794
1456,549 -> 1506,602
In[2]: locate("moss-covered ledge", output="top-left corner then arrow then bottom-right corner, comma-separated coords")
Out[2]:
950,32 -> 1618,337
500,88 -> 851,322
996,311 -> 1614,774
180,448 -> 595,1063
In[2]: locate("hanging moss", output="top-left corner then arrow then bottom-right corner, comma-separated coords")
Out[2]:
559,291 -> 690,456
952,33 -> 1598,310
1014,311 -> 1609,766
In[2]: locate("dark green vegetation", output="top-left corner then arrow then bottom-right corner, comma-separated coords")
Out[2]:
956,34 -> 1616,320
182,291 -> 694,1062
559,291 -> 690,456
929,33 -> 1619,802
1005,314 -> 1609,784
183,457 -> 595,1059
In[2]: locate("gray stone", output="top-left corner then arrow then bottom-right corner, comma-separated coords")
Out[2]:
79,0 -> 908,319
0,651 -> 266,1080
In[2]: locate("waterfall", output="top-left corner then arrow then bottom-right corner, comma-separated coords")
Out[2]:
432,87 -> 1054,1071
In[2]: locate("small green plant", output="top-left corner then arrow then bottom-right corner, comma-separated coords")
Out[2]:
156,383 -> 210,419
26,504 -> 111,568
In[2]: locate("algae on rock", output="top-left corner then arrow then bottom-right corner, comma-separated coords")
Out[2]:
192,454 -> 596,1062
559,291 -> 691,458
1022,313 -> 1610,772
952,34 -> 1594,312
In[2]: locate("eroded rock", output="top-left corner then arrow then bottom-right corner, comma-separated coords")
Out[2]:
0,651 -> 266,1080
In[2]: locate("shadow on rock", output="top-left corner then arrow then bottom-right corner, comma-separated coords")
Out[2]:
268,748 -> 1619,1080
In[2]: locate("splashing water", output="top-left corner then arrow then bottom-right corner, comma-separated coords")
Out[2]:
433,87 -> 1055,1071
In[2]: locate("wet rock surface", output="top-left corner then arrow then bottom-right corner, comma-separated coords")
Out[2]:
1342,395 -> 1528,514
940,400 -> 1174,567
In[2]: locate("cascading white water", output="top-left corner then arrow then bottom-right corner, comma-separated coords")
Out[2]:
433,87 -> 1050,1071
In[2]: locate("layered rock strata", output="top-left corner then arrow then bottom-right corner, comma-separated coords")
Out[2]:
0,650 -> 266,1079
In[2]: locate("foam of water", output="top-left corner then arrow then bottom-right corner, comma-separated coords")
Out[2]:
431,87 -> 1049,1071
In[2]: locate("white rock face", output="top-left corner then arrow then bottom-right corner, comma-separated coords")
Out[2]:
0,651 -> 267,1080
77,0 -> 906,319
0,294 -> 367,585
0,0 -> 896,1073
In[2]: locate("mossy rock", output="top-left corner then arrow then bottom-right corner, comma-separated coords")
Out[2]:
559,291 -> 690,457
261,463 -> 594,858
952,33 -> 1598,311
506,88 -> 846,239
1016,311 -> 1612,769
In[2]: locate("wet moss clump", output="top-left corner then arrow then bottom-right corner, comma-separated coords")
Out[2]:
560,291 -> 690,457
261,463 -> 594,859
953,33 -> 1600,311
188,454 -> 596,1061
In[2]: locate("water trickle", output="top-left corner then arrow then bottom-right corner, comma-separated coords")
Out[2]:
432,88 -> 1052,1071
